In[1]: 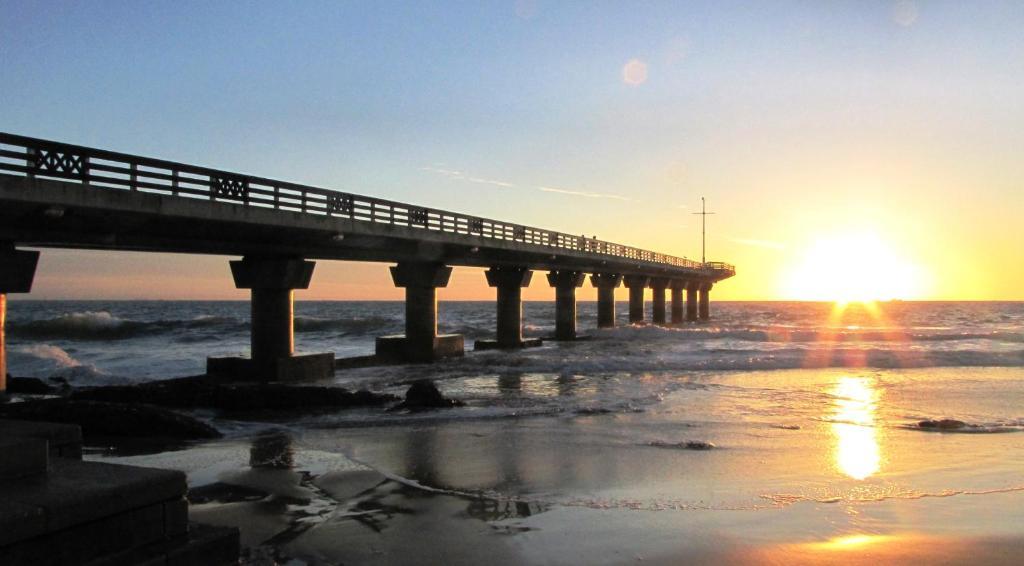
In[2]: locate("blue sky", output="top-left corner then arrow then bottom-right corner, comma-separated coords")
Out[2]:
3,1 -> 1023,299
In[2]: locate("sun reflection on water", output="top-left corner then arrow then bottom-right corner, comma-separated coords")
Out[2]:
831,376 -> 881,480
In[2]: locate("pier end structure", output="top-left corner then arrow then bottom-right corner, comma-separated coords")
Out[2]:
686,281 -> 700,321
699,282 -> 714,320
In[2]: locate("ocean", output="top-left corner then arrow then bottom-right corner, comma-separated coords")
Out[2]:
9,300 -> 1024,385
7,300 -> 1024,563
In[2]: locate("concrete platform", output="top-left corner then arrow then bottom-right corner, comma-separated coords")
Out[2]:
0,437 -> 47,480
0,459 -> 189,564
544,334 -> 593,342
0,419 -> 82,459
87,522 -> 240,566
0,418 -> 238,564
0,458 -> 186,533
474,338 -> 544,351
206,352 -> 335,382
375,334 -> 465,362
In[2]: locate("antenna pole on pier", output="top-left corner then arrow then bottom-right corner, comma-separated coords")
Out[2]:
692,197 -> 715,264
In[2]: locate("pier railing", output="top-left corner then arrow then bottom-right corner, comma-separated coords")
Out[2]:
0,132 -> 734,275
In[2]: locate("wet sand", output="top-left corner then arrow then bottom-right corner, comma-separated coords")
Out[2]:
104,439 -> 1024,565
94,365 -> 1024,566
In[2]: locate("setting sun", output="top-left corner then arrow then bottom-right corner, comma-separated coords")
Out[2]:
781,231 -> 925,302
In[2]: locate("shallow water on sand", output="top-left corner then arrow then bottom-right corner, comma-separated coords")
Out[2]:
98,366 -> 1024,565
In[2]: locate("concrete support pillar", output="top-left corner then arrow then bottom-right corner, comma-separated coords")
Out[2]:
250,288 -> 294,362
0,246 -> 40,394
0,293 -> 5,395
590,273 -> 623,329
649,277 -> 670,325
670,280 -> 686,324
547,270 -> 586,341
686,282 -> 699,321
699,282 -> 713,320
387,262 -> 455,362
228,256 -> 317,379
623,276 -> 650,324
484,266 -> 533,348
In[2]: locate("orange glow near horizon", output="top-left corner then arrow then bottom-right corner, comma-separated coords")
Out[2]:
781,231 -> 924,302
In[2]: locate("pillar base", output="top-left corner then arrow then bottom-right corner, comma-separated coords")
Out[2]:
375,334 -> 464,363
206,353 -> 335,382
544,334 -> 592,342
474,338 -> 543,351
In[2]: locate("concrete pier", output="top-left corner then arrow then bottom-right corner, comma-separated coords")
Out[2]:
0,247 -> 39,394
590,273 -> 623,328
209,256 -> 334,381
624,275 -> 650,324
547,270 -> 586,340
377,262 -> 464,362
686,282 -> 699,321
0,133 -> 736,369
670,280 -> 686,324
699,282 -> 713,320
650,277 -> 669,325
477,266 -> 539,349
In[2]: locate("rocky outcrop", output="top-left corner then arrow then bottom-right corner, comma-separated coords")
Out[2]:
918,419 -> 967,430
5,376 -> 61,395
390,379 -> 464,411
71,376 -> 397,412
647,440 -> 716,450
0,399 -> 221,440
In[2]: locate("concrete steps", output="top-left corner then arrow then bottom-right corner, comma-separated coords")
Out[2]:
0,418 -> 83,459
0,437 -> 48,480
0,419 -> 238,565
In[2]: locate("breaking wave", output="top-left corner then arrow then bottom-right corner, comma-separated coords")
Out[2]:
12,344 -> 121,385
8,311 -> 246,340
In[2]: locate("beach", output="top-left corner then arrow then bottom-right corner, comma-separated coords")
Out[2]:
8,300 -> 1024,564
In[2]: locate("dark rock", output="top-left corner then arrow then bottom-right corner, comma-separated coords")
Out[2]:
249,430 -> 294,469
391,379 -> 464,411
575,407 -> 613,415
71,375 -> 398,413
6,376 -> 58,395
47,376 -> 70,388
918,419 -> 967,430
0,399 -> 221,440
648,440 -> 716,450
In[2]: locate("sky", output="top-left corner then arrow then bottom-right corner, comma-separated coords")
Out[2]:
2,1 -> 1022,301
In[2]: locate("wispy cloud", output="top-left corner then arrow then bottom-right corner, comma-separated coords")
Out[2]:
421,165 -> 633,202
467,176 -> 515,188
731,237 -> 786,250
420,166 -> 517,188
538,185 -> 634,201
